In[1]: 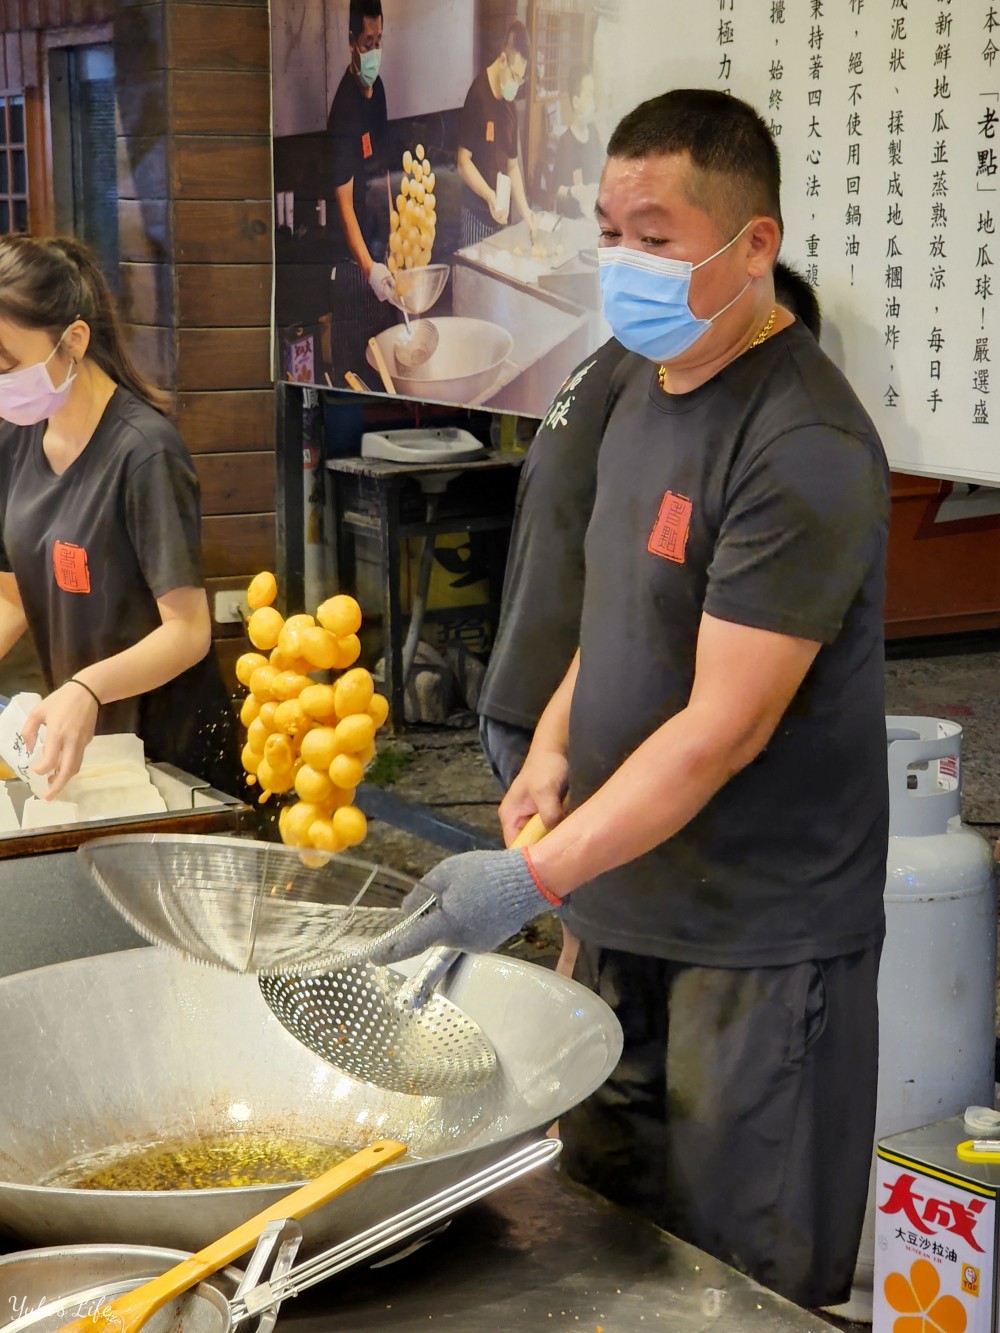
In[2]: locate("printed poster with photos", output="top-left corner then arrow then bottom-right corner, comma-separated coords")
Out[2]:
270,0 -> 1000,485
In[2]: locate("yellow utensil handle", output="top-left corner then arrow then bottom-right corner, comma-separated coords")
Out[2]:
368,337 -> 396,395
510,812 -> 547,849
67,1140 -> 406,1332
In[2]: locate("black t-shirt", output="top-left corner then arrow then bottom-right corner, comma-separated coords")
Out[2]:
459,69 -> 519,220
478,338 -> 629,730
0,388 -> 239,793
552,124 -> 604,193
328,69 -> 389,263
562,322 -> 890,967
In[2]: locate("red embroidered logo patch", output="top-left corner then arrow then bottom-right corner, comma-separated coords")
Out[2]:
361,131 -> 373,160
53,540 -> 91,594
485,120 -> 495,143
648,491 -> 693,564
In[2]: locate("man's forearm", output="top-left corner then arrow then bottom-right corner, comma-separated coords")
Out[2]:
335,183 -> 374,275
457,149 -> 493,204
530,651 -> 579,757
509,161 -> 533,226
530,698 -> 764,897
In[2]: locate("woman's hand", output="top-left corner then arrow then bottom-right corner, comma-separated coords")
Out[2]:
22,681 -> 99,800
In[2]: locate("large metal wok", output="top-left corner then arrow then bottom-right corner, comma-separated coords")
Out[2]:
366,316 -> 513,403
0,948 -> 620,1253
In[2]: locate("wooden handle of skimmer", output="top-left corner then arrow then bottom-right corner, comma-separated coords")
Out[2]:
510,812 -> 547,849
61,1139 -> 407,1333
368,337 -> 397,395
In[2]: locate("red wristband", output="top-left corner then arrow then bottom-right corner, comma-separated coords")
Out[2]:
520,846 -> 562,908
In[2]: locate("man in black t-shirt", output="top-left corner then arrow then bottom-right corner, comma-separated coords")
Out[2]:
552,67 -> 604,219
326,0 -> 394,381
457,21 -> 537,249
478,263 -> 822,987
376,91 -> 889,1312
478,262 -> 821,792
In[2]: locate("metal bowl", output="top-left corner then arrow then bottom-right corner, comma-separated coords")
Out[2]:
389,263 -> 450,316
366,317 -> 513,403
0,1245 -> 243,1333
0,949 -> 621,1252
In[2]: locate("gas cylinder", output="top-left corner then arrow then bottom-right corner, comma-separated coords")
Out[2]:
829,716 -> 997,1323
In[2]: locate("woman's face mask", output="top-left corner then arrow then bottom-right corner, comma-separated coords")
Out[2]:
598,220 -> 755,364
0,329 -> 76,427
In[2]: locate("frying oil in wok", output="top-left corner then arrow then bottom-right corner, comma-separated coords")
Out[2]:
40,1132 -> 361,1191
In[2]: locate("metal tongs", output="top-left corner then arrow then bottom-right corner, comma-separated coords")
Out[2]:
231,1137 -> 561,1324
2,1141 -> 560,1331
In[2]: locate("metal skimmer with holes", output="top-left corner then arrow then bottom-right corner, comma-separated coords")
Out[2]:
258,962 -> 497,1097
78,833 -> 431,976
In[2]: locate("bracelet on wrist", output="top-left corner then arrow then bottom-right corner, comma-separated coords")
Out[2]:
66,677 -> 101,710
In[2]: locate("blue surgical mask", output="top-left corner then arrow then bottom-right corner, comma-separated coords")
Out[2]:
598,220 -> 754,363
500,75 -> 519,102
356,47 -> 381,88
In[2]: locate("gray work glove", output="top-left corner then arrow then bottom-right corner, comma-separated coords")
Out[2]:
370,847 -> 552,963
367,262 -> 396,303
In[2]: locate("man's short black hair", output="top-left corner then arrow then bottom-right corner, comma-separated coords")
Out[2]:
607,88 -> 783,238
773,260 -> 822,338
503,20 -> 531,65
566,63 -> 590,103
349,0 -> 382,41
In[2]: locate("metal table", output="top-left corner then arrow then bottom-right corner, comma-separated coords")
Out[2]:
276,1167 -> 838,1331
325,452 -> 524,732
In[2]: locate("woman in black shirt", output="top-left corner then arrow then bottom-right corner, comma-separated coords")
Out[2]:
0,235 -> 237,798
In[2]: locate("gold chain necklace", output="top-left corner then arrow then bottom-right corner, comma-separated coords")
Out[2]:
657,306 -> 778,391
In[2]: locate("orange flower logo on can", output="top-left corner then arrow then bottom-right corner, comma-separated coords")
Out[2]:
884,1257 -> 969,1331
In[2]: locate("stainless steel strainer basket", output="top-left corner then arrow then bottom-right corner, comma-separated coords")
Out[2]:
258,953 -> 497,1097
388,263 -> 450,315
77,833 -> 430,976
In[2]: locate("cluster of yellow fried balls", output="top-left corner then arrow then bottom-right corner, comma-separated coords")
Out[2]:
388,145 -> 436,274
235,572 -> 388,853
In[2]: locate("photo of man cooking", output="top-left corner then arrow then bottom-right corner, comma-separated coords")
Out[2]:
456,20 -> 536,248
272,0 -> 609,412
325,0 -> 396,385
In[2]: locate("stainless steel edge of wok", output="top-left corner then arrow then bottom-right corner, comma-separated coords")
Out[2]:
0,948 -> 621,1252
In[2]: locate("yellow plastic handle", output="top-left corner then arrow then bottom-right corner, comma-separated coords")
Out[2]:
510,812 -> 547,849
62,1139 -> 407,1332
956,1138 -> 1000,1164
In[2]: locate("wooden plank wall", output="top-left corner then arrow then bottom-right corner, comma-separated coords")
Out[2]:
4,0 -> 277,684
113,0 -> 275,682
0,3 -> 115,93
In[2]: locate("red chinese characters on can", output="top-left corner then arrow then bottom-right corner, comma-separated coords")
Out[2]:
879,1173 -> 988,1253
